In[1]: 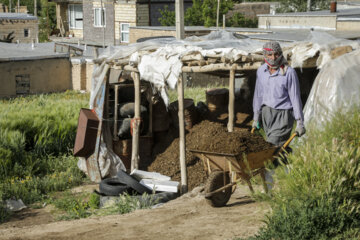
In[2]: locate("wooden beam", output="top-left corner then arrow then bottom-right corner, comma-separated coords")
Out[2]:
227,66 -> 235,132
131,72 -> 141,171
182,62 -> 261,73
177,74 -> 188,194
113,85 -> 119,141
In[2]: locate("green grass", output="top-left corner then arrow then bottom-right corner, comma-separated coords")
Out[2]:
168,85 -> 227,105
0,91 -> 89,223
241,107 -> 360,240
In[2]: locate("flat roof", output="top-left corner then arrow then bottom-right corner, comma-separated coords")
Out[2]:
0,13 -> 37,20
258,7 -> 360,17
0,42 -> 69,62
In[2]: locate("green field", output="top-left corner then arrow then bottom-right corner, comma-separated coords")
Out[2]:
0,91 -> 89,221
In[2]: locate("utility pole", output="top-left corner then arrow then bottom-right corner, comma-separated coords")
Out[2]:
9,0 -> 11,12
175,0 -> 184,39
307,0 -> 311,11
17,0 -> 19,12
34,0 -> 37,16
101,0 -> 105,47
216,0 -> 220,29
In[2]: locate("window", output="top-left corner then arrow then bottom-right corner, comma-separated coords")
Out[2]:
15,74 -> 30,95
24,29 -> 29,37
121,23 -> 130,43
94,8 -> 106,27
69,4 -> 83,29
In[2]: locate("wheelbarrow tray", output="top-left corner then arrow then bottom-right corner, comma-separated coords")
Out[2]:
189,147 -> 278,174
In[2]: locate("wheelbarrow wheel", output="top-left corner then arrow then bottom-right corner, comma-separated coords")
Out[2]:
204,171 -> 231,207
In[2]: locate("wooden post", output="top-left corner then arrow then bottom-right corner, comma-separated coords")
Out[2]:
131,72 -> 141,171
177,74 -> 188,193
227,66 -> 235,132
113,85 -> 119,141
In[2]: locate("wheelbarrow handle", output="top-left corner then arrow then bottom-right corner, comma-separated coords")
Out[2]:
281,132 -> 298,150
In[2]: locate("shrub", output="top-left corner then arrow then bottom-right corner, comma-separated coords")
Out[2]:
245,107 -> 360,239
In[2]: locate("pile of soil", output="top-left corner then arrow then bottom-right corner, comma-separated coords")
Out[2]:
148,120 -> 273,191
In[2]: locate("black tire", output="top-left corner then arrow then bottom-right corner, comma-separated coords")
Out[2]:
116,170 -> 152,195
99,178 -> 131,196
119,103 -> 147,118
204,171 -> 231,207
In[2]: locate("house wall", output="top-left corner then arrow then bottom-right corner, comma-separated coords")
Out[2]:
258,16 -> 337,30
83,0 -> 115,45
136,3 -> 149,26
114,1 -> 137,42
227,2 -> 270,19
337,20 -> 360,31
129,27 -> 176,43
56,3 -> 69,35
0,58 -> 71,98
0,19 -> 38,43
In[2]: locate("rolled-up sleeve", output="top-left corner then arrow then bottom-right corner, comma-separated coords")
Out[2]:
253,69 -> 263,121
287,69 -> 304,122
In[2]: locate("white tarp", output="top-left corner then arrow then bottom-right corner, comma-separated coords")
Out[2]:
303,48 -> 360,128
86,30 -> 360,178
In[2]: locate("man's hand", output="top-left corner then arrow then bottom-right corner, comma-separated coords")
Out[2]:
252,120 -> 261,130
295,121 -> 306,137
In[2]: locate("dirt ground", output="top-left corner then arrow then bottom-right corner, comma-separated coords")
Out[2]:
0,113 -> 272,239
0,184 -> 269,240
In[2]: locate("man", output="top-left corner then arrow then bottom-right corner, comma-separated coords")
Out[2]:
252,41 -> 306,147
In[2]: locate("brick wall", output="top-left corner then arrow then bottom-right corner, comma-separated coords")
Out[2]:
0,19 -> 38,43
83,0 -> 115,45
129,28 -> 176,43
0,58 -> 71,98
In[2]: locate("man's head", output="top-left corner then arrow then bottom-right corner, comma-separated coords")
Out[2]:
263,41 -> 283,69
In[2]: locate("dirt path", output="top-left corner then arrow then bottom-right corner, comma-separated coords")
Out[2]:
0,185 -> 269,240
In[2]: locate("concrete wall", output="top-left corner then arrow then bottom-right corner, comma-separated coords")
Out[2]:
337,20 -> 360,31
83,0 -> 115,45
0,19 -> 38,43
258,15 -> 337,30
0,58 -> 72,98
227,2 -> 270,19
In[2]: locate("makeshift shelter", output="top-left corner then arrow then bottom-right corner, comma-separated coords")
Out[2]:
81,30 -> 360,193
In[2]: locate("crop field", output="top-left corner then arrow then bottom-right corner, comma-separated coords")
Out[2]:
0,91 -> 89,221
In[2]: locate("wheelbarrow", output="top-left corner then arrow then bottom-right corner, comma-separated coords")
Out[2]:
188,132 -> 298,207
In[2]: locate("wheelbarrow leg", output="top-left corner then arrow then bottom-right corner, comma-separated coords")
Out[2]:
246,179 -> 254,193
260,168 -> 268,193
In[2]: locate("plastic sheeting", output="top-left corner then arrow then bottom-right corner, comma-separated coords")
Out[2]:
303,48 -> 360,128
86,30 -> 360,178
291,31 -> 360,69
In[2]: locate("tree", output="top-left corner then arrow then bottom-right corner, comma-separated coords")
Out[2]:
159,0 -> 257,28
158,5 -> 175,26
276,0 -> 330,13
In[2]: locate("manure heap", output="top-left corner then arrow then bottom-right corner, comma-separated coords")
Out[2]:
148,120 -> 273,191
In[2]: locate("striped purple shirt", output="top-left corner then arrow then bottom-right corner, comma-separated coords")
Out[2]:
253,63 -> 304,123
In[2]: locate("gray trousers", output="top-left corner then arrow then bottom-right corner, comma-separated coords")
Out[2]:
261,105 -> 294,147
